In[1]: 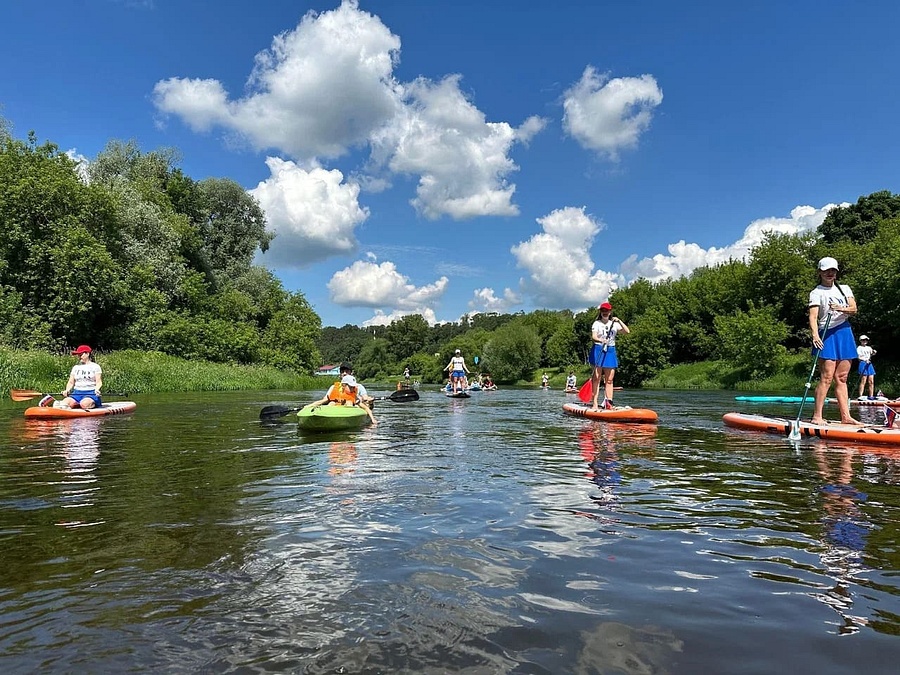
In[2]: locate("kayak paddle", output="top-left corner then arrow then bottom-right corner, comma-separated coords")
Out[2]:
790,313 -> 832,441
10,388 -> 128,402
378,388 -> 420,403
259,388 -> 420,420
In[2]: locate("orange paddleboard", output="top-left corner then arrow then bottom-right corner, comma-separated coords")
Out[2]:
723,412 -> 900,445
563,402 -> 658,423
24,401 -> 137,419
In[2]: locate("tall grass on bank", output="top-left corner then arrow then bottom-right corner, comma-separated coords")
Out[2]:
645,352 -> 898,393
645,357 -> 812,390
0,348 -> 316,394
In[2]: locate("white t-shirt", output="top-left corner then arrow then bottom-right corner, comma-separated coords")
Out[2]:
71,362 -> 102,391
808,283 -> 853,331
857,345 -> 874,362
591,319 -> 623,346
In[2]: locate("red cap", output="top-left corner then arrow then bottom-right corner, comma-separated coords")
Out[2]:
71,345 -> 92,355
598,302 -> 612,311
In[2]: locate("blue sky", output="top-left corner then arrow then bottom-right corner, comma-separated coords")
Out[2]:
2,0 -> 898,328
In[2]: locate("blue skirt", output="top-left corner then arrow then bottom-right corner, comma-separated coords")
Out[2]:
71,389 -> 102,406
858,361 -> 875,376
589,344 -> 619,369
814,321 -> 856,361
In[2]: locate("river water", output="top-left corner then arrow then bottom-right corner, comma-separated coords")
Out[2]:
1,387 -> 899,673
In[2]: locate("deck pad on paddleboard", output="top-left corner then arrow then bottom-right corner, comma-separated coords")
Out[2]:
723,412 -> 900,445
735,395 -> 899,407
853,397 -> 900,407
24,401 -> 137,419
563,402 -> 658,423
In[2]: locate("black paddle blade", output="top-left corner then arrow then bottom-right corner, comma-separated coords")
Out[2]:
388,389 -> 419,402
259,404 -> 300,420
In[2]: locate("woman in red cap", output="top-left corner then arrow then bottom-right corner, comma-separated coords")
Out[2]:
60,345 -> 103,409
589,302 -> 629,410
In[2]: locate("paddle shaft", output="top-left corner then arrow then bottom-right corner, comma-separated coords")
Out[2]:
10,388 -> 127,402
579,329 -> 617,403
793,312 -> 833,432
259,388 -> 419,419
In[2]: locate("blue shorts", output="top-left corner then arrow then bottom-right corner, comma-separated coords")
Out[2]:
859,361 -> 875,376
70,390 -> 102,406
589,344 -> 619,369
451,370 -> 466,378
814,321 -> 856,361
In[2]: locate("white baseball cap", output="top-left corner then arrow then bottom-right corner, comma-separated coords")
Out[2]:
340,375 -> 358,387
817,256 -> 839,271
860,335 -> 869,341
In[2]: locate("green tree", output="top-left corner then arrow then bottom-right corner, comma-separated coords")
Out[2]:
521,309 -> 569,365
197,178 -> 273,281
746,232 -> 814,346
0,134 -> 125,348
545,318 -> 580,367
615,307 -> 674,386
319,324 -> 372,365
384,314 -> 429,362
848,217 -> 900,362
481,322 -> 541,383
354,338 -> 393,380
714,305 -> 789,379
404,352 -> 443,383
260,292 -> 322,372
820,190 -> 900,245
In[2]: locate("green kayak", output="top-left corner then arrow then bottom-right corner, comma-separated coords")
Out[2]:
296,403 -> 370,432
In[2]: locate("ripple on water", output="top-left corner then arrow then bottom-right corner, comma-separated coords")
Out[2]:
1,389 -> 899,672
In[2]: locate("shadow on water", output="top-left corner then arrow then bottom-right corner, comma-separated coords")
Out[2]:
0,388 -> 899,673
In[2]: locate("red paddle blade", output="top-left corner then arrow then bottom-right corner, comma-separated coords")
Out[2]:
578,379 -> 593,403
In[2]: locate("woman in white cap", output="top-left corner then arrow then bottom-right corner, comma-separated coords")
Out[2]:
808,257 -> 862,425
308,374 -> 377,424
443,349 -> 470,394
856,335 -> 877,399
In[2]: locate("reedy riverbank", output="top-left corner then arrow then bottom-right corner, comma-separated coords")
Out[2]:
1,348 -> 315,395
530,353 -> 898,394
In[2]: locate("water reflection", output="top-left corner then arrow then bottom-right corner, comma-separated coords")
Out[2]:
328,441 -> 358,477
579,426 -> 622,508
576,621 -> 684,675
20,419 -> 102,525
2,389 -> 900,672
811,446 -> 872,634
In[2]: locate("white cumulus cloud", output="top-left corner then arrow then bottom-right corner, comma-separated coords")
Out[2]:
65,149 -> 90,182
563,66 -> 663,159
152,1 -> 544,221
153,0 -> 403,159
469,287 -> 521,313
362,307 -> 439,327
372,75 -> 547,219
251,157 -> 369,268
619,204 -> 842,283
328,259 -> 448,321
511,207 -> 622,309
